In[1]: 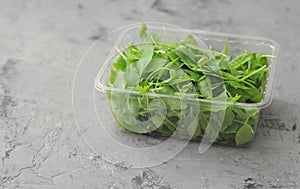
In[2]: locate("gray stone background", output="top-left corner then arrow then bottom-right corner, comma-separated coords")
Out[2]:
1,0 -> 300,188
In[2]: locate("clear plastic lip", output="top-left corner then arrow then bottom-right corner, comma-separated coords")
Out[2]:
94,27 -> 280,109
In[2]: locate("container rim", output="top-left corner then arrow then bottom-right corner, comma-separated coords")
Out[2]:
94,25 -> 280,109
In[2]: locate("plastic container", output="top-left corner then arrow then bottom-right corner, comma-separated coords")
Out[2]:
94,24 -> 280,146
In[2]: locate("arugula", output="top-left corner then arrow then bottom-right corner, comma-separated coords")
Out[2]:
106,23 -> 270,146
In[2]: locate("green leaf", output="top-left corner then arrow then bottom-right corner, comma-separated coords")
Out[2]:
113,55 -> 127,71
183,69 -> 202,81
136,44 -> 154,76
164,98 -> 183,110
113,72 -> 126,88
178,106 -> 200,138
110,69 -> 117,84
221,107 -> 234,132
140,23 -> 147,40
184,34 -> 198,46
179,82 -> 195,93
226,80 -> 250,90
151,85 -> 176,95
138,85 -> 150,93
197,77 -> 212,98
244,88 -> 262,103
143,58 -> 167,73
124,64 -> 140,87
222,124 -> 239,134
235,124 -> 255,145
222,39 -> 228,55
233,107 -> 248,120
218,56 -> 231,69
149,99 -> 167,128
175,45 -> 198,65
128,45 -> 141,56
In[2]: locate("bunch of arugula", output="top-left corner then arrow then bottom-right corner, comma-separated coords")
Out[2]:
106,23 -> 271,146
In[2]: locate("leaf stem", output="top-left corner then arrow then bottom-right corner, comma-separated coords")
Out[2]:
115,46 -> 127,60
239,65 -> 267,81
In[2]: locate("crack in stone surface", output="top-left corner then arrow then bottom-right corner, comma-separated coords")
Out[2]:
31,128 -> 63,169
131,169 -> 172,189
0,59 -> 21,163
0,172 -> 22,188
0,58 -> 56,188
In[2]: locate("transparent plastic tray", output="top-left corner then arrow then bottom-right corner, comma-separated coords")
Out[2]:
94,24 -> 280,147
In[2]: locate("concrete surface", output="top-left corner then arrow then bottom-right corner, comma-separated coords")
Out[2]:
1,0 -> 300,188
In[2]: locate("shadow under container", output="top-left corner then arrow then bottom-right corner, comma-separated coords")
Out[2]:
95,25 -> 280,146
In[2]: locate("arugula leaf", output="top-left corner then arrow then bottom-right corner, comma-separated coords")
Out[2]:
235,124 -> 255,145
184,34 -> 198,46
222,124 -> 239,134
222,39 -> 228,55
140,23 -> 147,40
109,70 -> 117,84
197,77 -> 212,98
124,64 -> 139,87
183,107 -> 201,138
220,107 -> 234,132
143,58 -> 166,74
226,80 -> 250,90
113,72 -> 126,88
113,54 -> 127,71
136,44 -> 154,76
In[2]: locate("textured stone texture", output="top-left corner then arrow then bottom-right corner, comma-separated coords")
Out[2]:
0,0 -> 300,188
